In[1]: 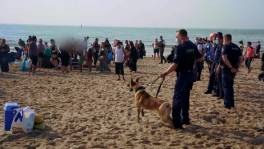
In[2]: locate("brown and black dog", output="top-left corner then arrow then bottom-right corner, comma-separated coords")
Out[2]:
129,77 -> 173,126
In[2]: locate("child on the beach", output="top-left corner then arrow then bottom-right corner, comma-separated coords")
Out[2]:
244,42 -> 254,73
114,41 -> 125,81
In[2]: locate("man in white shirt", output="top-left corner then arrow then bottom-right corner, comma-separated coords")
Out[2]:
114,41 -> 125,81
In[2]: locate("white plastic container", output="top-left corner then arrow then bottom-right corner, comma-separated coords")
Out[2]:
12,107 -> 35,133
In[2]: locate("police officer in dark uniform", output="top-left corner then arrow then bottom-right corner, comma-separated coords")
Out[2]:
160,29 -> 202,129
221,34 -> 243,109
213,32 -> 224,99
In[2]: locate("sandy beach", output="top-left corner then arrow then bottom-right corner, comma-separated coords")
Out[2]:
0,58 -> 264,149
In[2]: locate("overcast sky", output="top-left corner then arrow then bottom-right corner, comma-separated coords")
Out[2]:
0,0 -> 263,29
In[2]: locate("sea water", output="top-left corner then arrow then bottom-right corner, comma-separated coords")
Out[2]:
0,24 -> 263,56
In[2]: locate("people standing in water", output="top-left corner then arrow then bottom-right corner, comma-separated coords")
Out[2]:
29,36 -> 38,74
221,34 -> 243,109
152,38 -> 160,60
159,36 -> 166,64
114,41 -> 125,81
128,41 -> 138,72
244,42 -> 254,73
0,39 -> 10,72
92,38 -> 100,67
160,29 -> 202,129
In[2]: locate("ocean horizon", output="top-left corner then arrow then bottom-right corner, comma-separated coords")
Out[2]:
1,24 -> 263,56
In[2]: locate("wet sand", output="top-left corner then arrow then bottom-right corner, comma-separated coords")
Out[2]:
0,58 -> 264,149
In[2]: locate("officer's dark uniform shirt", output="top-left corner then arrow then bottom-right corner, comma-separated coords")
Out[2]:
221,43 -> 242,70
173,40 -> 202,72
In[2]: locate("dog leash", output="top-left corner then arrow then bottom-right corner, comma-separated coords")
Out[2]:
155,77 -> 165,98
148,76 -> 160,85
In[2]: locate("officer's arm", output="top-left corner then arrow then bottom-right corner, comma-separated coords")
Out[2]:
222,55 -> 233,69
161,63 -> 178,77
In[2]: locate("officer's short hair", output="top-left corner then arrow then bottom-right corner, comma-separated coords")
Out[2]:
178,29 -> 188,37
224,34 -> 232,41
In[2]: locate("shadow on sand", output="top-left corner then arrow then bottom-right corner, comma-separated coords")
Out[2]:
0,126 -> 62,144
183,124 -> 264,145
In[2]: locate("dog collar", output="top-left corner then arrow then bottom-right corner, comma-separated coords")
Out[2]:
135,86 -> 145,93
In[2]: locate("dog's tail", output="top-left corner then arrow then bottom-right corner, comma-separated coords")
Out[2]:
159,102 -> 173,126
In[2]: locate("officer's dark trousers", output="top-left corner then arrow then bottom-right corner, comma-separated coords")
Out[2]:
172,71 -> 194,127
222,70 -> 235,108
215,69 -> 224,97
207,63 -> 216,92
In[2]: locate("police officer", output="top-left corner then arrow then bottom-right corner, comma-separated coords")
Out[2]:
213,32 -> 224,99
221,34 -> 243,109
160,29 -> 202,129
204,36 -> 217,94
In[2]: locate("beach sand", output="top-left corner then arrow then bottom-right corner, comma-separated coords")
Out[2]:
0,58 -> 264,149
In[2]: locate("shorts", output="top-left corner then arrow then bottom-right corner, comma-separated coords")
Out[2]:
115,62 -> 124,75
154,48 -> 159,54
30,55 -> 38,66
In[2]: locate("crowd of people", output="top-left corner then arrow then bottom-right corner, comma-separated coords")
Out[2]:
0,36 -> 148,80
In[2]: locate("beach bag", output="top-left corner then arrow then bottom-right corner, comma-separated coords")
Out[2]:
20,57 -> 31,72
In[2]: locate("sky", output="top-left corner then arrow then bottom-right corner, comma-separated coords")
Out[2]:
0,0 -> 264,29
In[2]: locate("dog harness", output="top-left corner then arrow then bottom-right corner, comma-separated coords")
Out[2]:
135,86 -> 145,94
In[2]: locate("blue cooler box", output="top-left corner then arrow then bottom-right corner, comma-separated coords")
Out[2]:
3,102 -> 20,131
